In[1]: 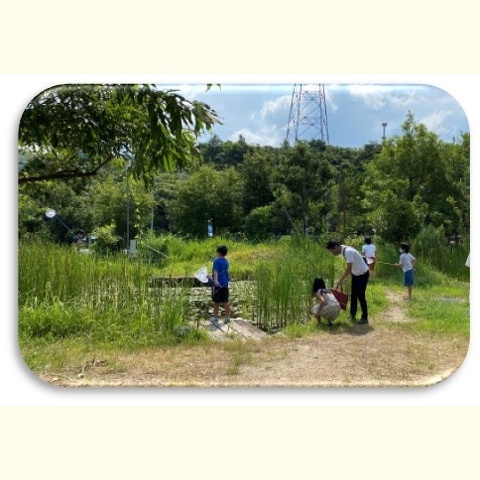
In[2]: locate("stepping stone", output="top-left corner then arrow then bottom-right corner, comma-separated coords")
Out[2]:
200,318 -> 266,341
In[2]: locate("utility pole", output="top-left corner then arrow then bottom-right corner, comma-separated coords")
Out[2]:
382,122 -> 387,140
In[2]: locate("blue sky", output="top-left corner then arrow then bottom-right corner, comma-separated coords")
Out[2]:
161,83 -> 469,148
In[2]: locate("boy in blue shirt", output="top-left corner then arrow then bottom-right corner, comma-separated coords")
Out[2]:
209,245 -> 231,324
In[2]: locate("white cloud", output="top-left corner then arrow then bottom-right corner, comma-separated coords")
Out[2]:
347,84 -> 419,111
229,125 -> 284,146
419,109 -> 453,135
325,88 -> 338,113
347,85 -> 388,109
260,87 -> 339,118
260,94 -> 291,118
388,90 -> 418,110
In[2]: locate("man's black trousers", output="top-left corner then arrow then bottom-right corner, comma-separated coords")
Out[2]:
350,271 -> 369,320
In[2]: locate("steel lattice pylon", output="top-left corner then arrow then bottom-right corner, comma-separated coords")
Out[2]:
285,84 -> 329,144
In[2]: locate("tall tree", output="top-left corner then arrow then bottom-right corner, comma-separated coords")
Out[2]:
272,142 -> 335,235
168,165 -> 244,238
76,170 -> 155,245
239,149 -> 275,213
361,112 -> 468,242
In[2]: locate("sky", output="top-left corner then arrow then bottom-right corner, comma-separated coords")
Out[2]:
160,83 -> 470,148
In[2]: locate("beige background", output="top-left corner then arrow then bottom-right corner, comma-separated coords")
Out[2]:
2,1 -> 479,478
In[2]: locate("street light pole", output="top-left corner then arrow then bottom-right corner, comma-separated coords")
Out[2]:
126,175 -> 130,250
382,122 -> 387,140
45,209 -> 73,234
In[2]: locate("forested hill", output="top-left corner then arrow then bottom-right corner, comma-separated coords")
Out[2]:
19,92 -> 469,248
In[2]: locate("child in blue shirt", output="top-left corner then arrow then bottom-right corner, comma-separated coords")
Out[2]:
209,245 -> 231,324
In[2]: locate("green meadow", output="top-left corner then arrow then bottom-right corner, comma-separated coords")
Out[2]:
19,234 -> 469,377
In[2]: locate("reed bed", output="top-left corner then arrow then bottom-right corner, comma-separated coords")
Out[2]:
18,241 -> 203,346
249,236 -> 336,331
18,234 -> 469,346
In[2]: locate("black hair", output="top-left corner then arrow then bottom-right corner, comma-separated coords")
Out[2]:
364,237 -> 372,244
217,245 -> 228,256
312,277 -> 327,295
400,242 -> 410,253
326,240 -> 340,250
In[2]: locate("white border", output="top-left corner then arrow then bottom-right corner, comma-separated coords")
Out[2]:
4,74 -> 478,405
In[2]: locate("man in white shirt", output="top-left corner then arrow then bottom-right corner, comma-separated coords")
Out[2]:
326,240 -> 370,324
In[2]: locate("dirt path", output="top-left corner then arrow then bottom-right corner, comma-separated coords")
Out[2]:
42,290 -> 468,388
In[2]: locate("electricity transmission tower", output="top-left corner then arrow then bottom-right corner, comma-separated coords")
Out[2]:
285,84 -> 329,144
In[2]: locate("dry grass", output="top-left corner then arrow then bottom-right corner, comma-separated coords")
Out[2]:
37,287 -> 469,388
41,322 -> 468,388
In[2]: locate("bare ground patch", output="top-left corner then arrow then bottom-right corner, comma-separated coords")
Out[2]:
383,290 -> 416,323
41,290 -> 468,388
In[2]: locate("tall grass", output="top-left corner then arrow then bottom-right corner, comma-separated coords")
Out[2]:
19,233 -> 470,346
371,238 -> 469,286
19,241 -> 153,309
369,227 -> 470,282
18,240 -> 204,347
251,235 -> 335,331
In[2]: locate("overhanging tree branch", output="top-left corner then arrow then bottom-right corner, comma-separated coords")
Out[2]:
18,84 -> 221,186
18,157 -> 113,184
